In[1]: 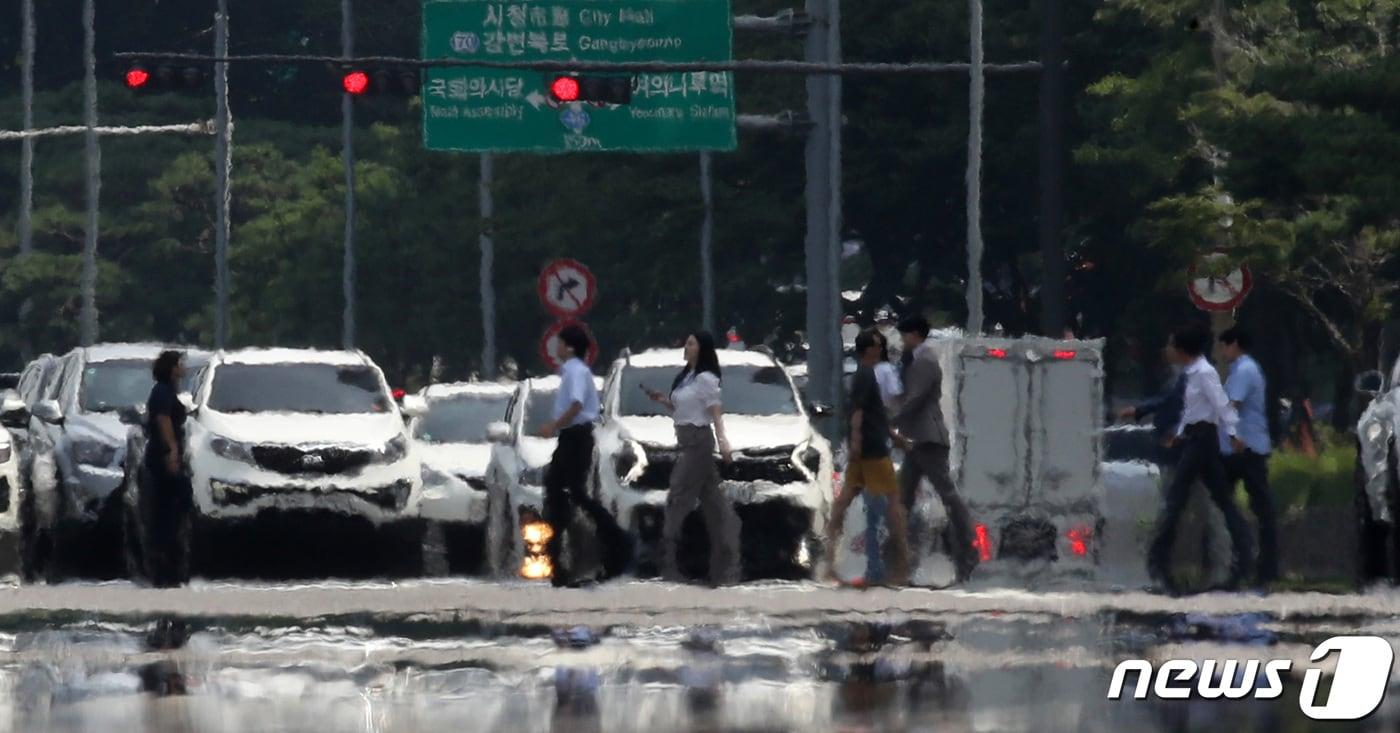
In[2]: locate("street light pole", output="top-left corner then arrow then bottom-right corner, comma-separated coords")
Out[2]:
341,0 -> 357,350
214,0 -> 232,348
79,0 -> 101,346
965,0 -> 985,336
478,153 -> 497,378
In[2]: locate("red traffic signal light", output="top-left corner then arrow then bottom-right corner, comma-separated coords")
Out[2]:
122,61 -> 206,93
550,76 -> 581,103
125,67 -> 151,90
548,75 -> 632,105
343,70 -> 371,95
340,67 -> 418,97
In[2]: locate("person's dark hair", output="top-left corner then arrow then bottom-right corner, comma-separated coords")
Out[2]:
1219,326 -> 1252,351
558,325 -> 591,360
897,316 -> 931,338
152,350 -> 183,384
855,329 -> 881,358
1171,324 -> 1212,358
672,331 -> 722,392
873,329 -> 891,362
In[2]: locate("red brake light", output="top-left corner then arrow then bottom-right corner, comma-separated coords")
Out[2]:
972,523 -> 993,562
986,348 -> 1007,359
1067,526 -> 1091,557
550,76 -> 581,102
125,68 -> 151,89
728,331 -> 741,343
343,71 -> 370,95
392,388 -> 406,400
1053,350 -> 1077,360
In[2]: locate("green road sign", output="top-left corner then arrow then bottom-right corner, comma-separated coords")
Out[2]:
422,0 -> 736,153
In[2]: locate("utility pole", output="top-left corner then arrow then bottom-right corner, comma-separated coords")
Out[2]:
478,153 -> 497,378
214,0 -> 232,348
804,0 -> 838,419
699,151 -> 715,334
341,0 -> 357,350
964,0 -> 985,336
18,0 -> 35,359
1038,0 -> 1066,338
79,0 -> 100,346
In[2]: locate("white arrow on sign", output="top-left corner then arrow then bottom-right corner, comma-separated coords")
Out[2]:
526,91 -> 547,110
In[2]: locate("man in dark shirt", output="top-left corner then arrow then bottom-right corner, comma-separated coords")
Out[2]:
826,330 -> 908,586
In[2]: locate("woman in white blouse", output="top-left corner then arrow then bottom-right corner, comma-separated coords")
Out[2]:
644,332 -> 742,585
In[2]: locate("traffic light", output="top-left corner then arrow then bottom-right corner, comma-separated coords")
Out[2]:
340,67 -> 419,97
122,61 -> 207,93
548,75 -> 633,105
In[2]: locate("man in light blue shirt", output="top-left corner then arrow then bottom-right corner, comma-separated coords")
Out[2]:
537,324 -> 629,586
1219,327 -> 1278,586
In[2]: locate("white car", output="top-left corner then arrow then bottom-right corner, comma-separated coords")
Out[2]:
411,381 -> 514,575
23,343 -> 207,580
1354,365 -> 1400,584
0,423 -> 21,571
121,348 -> 426,580
481,375 -> 603,581
595,348 -> 834,580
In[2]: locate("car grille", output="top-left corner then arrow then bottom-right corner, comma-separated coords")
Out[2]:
213,479 -> 412,511
633,452 -> 806,490
251,445 -> 375,476
998,516 -> 1058,561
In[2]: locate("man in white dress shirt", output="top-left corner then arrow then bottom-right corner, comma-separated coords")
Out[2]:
1145,324 -> 1255,594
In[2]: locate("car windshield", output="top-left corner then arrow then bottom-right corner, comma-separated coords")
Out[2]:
79,360 -> 154,412
180,357 -> 209,394
524,388 -> 560,436
415,394 -> 510,443
208,363 -> 391,414
618,365 -> 800,417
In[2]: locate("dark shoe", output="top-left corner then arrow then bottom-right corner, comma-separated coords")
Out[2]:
1145,574 -> 1180,597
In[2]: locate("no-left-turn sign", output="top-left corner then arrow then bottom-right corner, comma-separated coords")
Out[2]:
538,259 -> 597,319
1187,253 -> 1253,312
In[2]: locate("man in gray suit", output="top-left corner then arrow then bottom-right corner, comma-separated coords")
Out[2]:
893,317 -> 979,582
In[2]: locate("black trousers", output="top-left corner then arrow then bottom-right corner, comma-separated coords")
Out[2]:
1147,423 -> 1254,585
145,459 -> 192,589
543,425 -> 630,583
1225,450 -> 1279,583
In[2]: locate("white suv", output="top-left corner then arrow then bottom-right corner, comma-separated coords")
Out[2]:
121,348 -> 425,579
595,348 -> 834,580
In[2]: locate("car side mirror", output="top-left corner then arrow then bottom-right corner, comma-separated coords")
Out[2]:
400,395 -> 429,419
0,391 -> 28,429
118,405 -> 147,426
807,402 -> 833,417
32,399 -> 63,425
1356,370 -> 1385,398
487,422 -> 512,444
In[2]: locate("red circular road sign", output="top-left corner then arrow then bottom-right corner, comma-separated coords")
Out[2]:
1187,254 -> 1253,312
540,320 -> 599,371
538,259 -> 598,319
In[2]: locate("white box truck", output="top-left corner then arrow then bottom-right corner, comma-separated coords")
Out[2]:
834,331 -> 1107,587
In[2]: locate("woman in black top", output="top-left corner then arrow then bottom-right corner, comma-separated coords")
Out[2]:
143,350 -> 190,587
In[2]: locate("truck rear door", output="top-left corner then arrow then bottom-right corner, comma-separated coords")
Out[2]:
955,345 -> 1031,508
1029,346 -> 1103,507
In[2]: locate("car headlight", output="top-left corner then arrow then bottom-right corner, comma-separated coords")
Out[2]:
798,444 -> 822,475
520,465 -> 547,486
210,436 -> 255,464
614,442 -> 642,482
73,439 -> 117,467
378,434 -> 409,463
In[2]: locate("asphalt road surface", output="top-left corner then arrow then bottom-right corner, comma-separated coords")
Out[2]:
0,579 -> 1399,731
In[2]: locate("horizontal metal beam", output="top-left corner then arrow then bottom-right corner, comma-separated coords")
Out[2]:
738,111 -> 812,132
0,120 -> 217,141
733,10 -> 810,35
114,52 -> 1043,76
